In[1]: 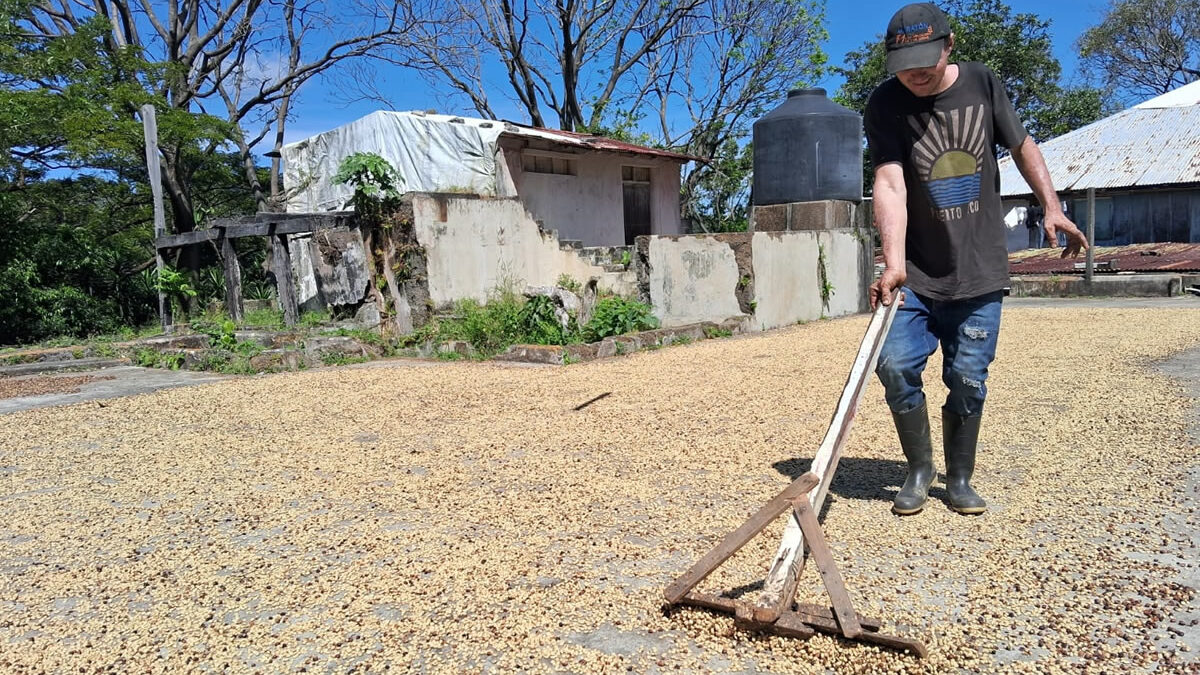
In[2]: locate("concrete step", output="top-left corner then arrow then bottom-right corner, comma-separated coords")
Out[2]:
0,357 -> 131,377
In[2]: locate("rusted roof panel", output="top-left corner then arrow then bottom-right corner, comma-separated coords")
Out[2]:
999,105 -> 1200,196
1008,243 -> 1200,274
502,121 -> 702,163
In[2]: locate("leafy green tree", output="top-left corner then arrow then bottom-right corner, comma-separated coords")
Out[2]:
835,0 -> 1105,195
1078,0 -> 1200,103
6,0 -> 428,233
0,0 -> 275,342
0,175 -> 156,344
688,136 -> 754,232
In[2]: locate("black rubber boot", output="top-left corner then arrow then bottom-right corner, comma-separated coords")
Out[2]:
942,409 -> 987,514
891,402 -> 936,515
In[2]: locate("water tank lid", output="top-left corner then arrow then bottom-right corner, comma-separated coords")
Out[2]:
757,88 -> 858,122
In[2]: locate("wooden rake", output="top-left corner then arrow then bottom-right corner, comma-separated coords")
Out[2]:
664,301 -> 927,658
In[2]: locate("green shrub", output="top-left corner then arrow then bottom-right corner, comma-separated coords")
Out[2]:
439,291 -> 525,357
518,295 -> 574,346
583,296 -> 657,342
334,152 -> 404,225
154,267 -> 197,319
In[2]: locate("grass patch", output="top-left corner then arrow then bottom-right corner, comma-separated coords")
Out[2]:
321,353 -> 369,367
243,308 -> 285,329
703,326 -> 733,339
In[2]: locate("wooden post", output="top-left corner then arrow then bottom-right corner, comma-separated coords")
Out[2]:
270,229 -> 299,327
1086,188 -> 1096,284
751,301 -> 898,623
141,104 -> 170,331
220,231 -> 244,322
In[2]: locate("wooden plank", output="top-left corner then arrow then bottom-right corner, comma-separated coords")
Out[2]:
255,210 -> 352,222
679,593 -> 816,637
793,499 -> 862,638
221,234 -> 244,323
220,222 -> 272,238
275,218 -> 346,235
792,603 -> 881,632
208,215 -> 260,228
663,472 -> 819,605
751,301 -> 899,623
155,229 -> 220,250
155,216 -> 355,250
141,104 -> 170,330
849,628 -> 928,658
1086,188 -> 1095,283
682,592 -> 924,657
271,234 -> 299,327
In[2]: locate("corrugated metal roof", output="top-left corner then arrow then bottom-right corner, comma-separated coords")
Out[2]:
1134,79 -> 1200,108
502,121 -> 703,163
1008,243 -> 1200,274
998,85 -> 1200,196
351,110 -> 700,163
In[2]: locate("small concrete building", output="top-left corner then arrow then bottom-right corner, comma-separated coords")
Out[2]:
998,81 -> 1200,250
281,111 -> 696,248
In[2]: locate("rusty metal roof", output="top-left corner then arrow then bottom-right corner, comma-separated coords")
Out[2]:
501,121 -> 702,163
998,81 -> 1200,196
1008,243 -> 1200,275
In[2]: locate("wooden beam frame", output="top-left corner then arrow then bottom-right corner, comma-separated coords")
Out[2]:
152,212 -> 353,251
664,301 -> 926,658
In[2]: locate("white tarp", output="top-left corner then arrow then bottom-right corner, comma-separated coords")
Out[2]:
282,110 -> 506,212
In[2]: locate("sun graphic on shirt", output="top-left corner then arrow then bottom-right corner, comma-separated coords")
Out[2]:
907,104 -> 986,209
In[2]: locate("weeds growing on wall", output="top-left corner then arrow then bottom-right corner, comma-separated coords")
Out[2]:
429,285 -> 658,358
817,244 -> 833,311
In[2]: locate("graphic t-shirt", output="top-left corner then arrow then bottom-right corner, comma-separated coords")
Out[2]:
864,62 -> 1027,301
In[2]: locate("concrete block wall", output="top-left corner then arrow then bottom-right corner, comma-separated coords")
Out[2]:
749,199 -> 870,233
635,221 -> 871,331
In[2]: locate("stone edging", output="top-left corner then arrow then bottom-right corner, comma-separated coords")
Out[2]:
492,317 -> 751,365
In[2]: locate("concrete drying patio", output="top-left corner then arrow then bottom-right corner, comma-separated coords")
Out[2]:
1,300 -> 1198,673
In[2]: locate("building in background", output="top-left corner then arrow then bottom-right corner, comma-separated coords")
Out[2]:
282,111 -> 697,248
998,80 -> 1200,250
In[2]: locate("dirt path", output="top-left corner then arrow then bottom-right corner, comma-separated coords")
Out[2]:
0,304 -> 1197,673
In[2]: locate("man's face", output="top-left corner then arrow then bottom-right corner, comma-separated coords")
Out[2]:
895,39 -> 953,97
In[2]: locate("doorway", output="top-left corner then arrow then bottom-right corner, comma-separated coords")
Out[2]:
622,165 -> 652,245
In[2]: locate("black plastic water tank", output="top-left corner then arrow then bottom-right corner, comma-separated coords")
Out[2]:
752,88 -> 863,205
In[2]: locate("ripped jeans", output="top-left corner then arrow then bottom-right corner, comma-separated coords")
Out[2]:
875,288 -> 1003,417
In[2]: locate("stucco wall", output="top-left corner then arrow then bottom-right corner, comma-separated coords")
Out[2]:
646,236 -> 743,328
411,194 -> 636,307
501,140 -> 684,247
642,228 -> 870,330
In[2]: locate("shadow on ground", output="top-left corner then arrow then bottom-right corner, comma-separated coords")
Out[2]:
772,456 -> 961,515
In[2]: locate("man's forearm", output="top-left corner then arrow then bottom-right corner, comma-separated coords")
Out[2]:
874,187 -> 908,270
1011,136 -> 1061,213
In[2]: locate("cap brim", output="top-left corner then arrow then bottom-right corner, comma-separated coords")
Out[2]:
886,38 -> 945,74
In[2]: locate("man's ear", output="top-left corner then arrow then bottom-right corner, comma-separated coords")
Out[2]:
945,33 -> 955,54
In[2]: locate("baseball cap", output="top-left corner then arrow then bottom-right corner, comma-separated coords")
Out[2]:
885,3 -> 951,74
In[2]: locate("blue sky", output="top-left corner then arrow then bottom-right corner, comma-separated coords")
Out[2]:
283,1 -> 1105,145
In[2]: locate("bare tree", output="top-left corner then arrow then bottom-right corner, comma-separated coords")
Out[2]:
1079,0 -> 1200,102
354,0 -> 825,230
359,0 -> 708,131
655,0 -> 828,229
23,0 -> 429,231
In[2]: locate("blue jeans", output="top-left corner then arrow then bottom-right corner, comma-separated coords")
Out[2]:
875,288 -> 1004,417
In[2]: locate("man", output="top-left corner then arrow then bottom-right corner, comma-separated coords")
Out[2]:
865,2 -> 1087,515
